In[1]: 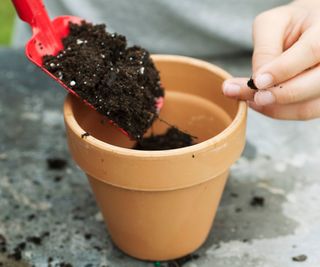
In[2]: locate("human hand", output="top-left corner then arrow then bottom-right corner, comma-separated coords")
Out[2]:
222,0 -> 320,120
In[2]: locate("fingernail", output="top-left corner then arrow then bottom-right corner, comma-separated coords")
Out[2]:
254,91 -> 275,106
255,73 -> 273,89
222,82 -> 241,96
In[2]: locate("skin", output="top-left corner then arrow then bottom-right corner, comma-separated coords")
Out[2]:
222,0 -> 320,120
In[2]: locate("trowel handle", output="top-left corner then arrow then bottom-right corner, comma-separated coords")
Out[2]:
11,0 -> 63,51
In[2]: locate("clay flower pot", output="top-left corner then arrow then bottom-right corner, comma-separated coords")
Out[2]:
63,55 -> 247,261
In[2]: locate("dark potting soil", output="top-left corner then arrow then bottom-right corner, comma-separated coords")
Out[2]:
292,254 -> 307,262
250,196 -> 265,207
0,234 -> 7,253
43,21 -> 164,139
46,157 -> 68,170
168,254 -> 200,267
133,127 -> 195,150
154,254 -> 200,267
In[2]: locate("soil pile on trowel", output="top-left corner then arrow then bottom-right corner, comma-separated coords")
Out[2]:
43,21 -> 164,139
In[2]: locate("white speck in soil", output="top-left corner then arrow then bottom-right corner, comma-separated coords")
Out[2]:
49,63 -> 55,68
83,81 -> 87,85
139,67 -> 145,74
111,33 -> 115,38
70,81 -> 76,86
129,57 -> 133,61
110,67 -> 114,71
84,40 -> 88,44
101,54 -> 105,58
76,39 -> 84,45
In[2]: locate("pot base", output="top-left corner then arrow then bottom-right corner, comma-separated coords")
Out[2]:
88,170 -> 229,261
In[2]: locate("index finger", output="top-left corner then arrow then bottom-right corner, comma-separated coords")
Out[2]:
252,9 -> 291,72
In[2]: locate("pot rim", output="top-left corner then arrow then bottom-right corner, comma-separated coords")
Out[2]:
64,54 -> 247,158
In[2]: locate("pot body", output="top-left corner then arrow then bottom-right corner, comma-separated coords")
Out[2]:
64,55 -> 247,260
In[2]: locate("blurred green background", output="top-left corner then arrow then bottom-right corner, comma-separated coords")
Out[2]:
0,0 -> 15,45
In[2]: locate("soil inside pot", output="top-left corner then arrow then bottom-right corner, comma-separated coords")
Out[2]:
133,127 -> 196,150
43,21 -> 164,139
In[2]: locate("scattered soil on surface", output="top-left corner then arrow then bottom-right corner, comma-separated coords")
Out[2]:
133,127 -> 195,150
27,214 -> 36,221
46,158 -> 68,170
26,236 -> 42,246
250,196 -> 265,207
154,254 -> 200,267
247,77 -> 258,90
235,207 -> 242,213
0,235 -> 6,253
43,21 -> 164,139
54,176 -> 63,182
58,263 -> 73,267
292,255 -> 307,262
167,254 -> 199,267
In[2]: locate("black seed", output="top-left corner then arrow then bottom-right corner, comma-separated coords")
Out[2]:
247,77 -> 258,90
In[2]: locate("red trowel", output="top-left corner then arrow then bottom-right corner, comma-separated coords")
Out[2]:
11,0 -> 163,138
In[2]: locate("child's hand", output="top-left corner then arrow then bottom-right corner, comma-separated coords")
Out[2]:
223,0 -> 320,120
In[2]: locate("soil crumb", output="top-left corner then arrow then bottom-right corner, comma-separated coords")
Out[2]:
168,254 -> 199,267
46,158 -> 67,170
43,21 -> 164,139
292,254 -> 307,262
133,127 -> 195,150
250,196 -> 265,207
0,234 -> 7,253
154,254 -> 200,267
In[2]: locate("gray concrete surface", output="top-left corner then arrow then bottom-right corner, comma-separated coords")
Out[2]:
0,48 -> 319,267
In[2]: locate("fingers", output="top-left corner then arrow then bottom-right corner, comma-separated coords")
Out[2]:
254,65 -> 320,105
222,78 -> 255,101
249,97 -> 320,120
252,8 -> 291,72
254,26 -> 320,89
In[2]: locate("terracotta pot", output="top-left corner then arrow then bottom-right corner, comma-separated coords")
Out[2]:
63,55 -> 247,261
